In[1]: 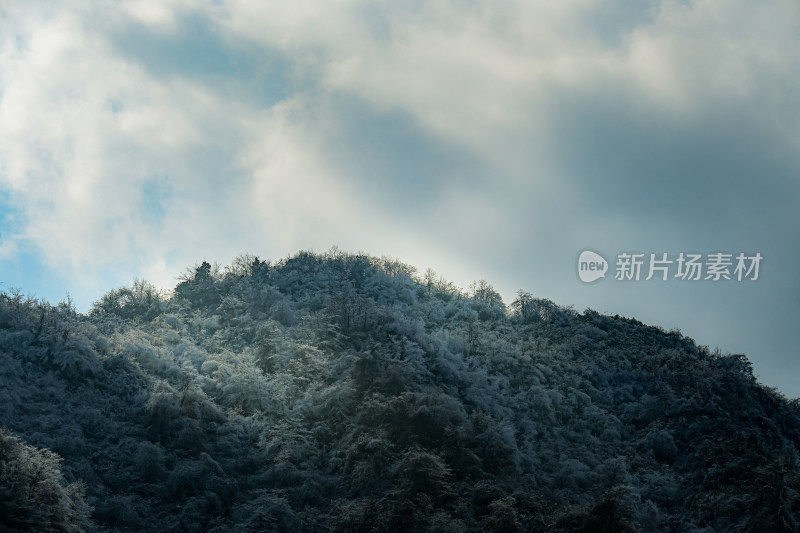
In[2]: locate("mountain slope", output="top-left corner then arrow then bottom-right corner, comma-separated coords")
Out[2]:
1,250 -> 798,532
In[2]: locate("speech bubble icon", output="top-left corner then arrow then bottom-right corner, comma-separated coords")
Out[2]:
577,250 -> 608,283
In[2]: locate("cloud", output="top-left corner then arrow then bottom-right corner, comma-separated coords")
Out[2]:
1,4 -> 252,274
627,0 -> 800,112
118,0 -> 184,29
1,0 -> 799,395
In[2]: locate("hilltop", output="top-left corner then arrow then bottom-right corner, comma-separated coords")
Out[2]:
1,250 -> 798,532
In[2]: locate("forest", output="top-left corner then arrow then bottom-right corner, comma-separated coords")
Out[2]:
1,249 -> 798,532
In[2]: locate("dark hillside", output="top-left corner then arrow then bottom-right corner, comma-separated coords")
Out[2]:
1,250 -> 798,532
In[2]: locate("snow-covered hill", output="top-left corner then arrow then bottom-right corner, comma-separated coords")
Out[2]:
1,250 -> 798,532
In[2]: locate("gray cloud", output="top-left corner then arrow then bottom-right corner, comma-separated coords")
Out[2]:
1,0 -> 798,395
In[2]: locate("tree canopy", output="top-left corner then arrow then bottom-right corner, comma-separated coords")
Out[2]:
0,249 -> 798,531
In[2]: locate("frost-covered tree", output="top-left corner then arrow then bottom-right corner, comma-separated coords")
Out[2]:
0,429 -> 92,532
90,279 -> 163,321
0,249 -> 799,531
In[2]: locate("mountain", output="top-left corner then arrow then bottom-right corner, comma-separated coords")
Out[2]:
1,250 -> 798,532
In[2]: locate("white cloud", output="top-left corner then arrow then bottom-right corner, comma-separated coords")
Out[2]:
625,0 -> 800,117
213,0 -> 800,160
237,99 -> 369,250
0,1 -> 405,294
1,0 -> 799,329
215,0 -> 369,53
118,0 -> 182,29
1,5 -> 248,272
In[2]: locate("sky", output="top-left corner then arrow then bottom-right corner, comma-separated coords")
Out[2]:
1,0 -> 799,397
